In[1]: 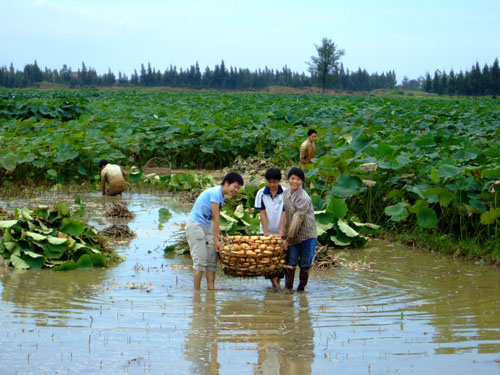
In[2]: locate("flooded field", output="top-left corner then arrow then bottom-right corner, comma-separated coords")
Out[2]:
1,193 -> 500,375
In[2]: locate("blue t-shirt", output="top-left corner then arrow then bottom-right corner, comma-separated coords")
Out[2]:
188,185 -> 225,227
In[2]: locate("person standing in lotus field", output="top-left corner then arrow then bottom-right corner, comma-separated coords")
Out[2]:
254,168 -> 286,289
299,129 -> 317,168
186,172 -> 244,290
281,167 -> 317,292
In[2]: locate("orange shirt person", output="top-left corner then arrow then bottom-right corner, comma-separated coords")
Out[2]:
299,129 -> 317,166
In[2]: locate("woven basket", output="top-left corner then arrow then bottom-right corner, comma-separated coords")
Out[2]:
220,235 -> 285,278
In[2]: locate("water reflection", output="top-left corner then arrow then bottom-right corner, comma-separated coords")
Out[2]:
185,290 -> 314,374
0,267 -> 109,327
185,292 -> 220,375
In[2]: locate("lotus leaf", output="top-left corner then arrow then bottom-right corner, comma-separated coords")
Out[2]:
0,220 -> 18,229
60,218 -> 85,237
384,202 -> 410,222
417,208 -> 438,228
26,231 -> 47,241
159,208 -> 172,223
337,219 -> 359,237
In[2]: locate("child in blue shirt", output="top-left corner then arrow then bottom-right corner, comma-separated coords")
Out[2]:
254,168 -> 285,289
186,172 -> 244,290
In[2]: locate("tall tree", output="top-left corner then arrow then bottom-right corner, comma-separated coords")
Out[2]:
307,38 -> 345,94
491,58 -> 500,98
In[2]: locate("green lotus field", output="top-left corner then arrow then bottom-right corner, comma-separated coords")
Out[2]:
1,88 -> 499,260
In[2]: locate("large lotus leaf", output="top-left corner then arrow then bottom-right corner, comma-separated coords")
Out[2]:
159,208 -> 172,223
331,235 -> 351,247
326,197 -> 348,219
59,218 -> 85,237
481,167 -> 500,179
0,220 -> 18,229
384,202 -> 409,222
437,164 -> 464,179
44,243 -> 67,259
424,187 -> 453,207
350,136 -> 373,153
337,219 -> 359,237
310,195 -> 326,211
10,254 -> 30,269
316,211 -> 335,237
76,254 -> 93,269
26,231 -> 47,241
350,235 -> 370,248
22,254 -> 44,269
54,260 -> 78,271
409,199 -> 429,214
330,174 -> 362,198
0,153 -> 16,172
417,208 -> 438,228
480,208 -> 500,225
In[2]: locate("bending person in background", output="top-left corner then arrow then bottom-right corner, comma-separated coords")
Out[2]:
254,168 -> 286,289
100,159 -> 127,196
186,172 -> 244,290
282,167 -> 317,292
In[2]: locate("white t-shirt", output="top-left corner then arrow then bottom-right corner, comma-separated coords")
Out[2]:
254,185 -> 285,235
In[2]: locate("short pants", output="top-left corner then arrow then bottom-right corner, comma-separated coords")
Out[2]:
185,221 -> 217,272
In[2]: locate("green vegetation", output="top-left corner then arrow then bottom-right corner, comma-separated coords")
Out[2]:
0,88 -> 499,261
0,199 -> 112,270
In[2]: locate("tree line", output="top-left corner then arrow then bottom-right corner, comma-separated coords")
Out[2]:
0,59 -> 397,92
420,59 -> 500,97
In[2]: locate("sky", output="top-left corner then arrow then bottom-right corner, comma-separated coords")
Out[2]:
1,0 -> 499,83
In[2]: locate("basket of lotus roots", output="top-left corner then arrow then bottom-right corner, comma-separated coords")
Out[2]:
219,235 -> 286,278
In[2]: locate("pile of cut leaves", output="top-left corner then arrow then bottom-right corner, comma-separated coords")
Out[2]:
0,201 -> 111,271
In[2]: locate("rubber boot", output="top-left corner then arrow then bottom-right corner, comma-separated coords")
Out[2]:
285,268 -> 296,291
297,268 -> 310,292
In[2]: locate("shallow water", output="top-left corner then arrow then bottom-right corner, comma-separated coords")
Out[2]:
0,193 -> 500,374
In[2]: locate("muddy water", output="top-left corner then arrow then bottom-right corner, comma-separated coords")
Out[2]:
1,193 -> 500,375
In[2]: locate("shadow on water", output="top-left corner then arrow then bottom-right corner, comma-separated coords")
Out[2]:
0,192 -> 500,374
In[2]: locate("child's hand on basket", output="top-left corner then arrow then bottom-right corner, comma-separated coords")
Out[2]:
281,239 -> 288,251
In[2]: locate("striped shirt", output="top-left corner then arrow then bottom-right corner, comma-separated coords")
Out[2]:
283,187 -> 317,245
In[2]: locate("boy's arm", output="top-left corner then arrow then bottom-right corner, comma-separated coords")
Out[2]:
101,178 -> 106,195
279,211 -> 286,237
259,210 -> 269,236
211,202 -> 221,251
